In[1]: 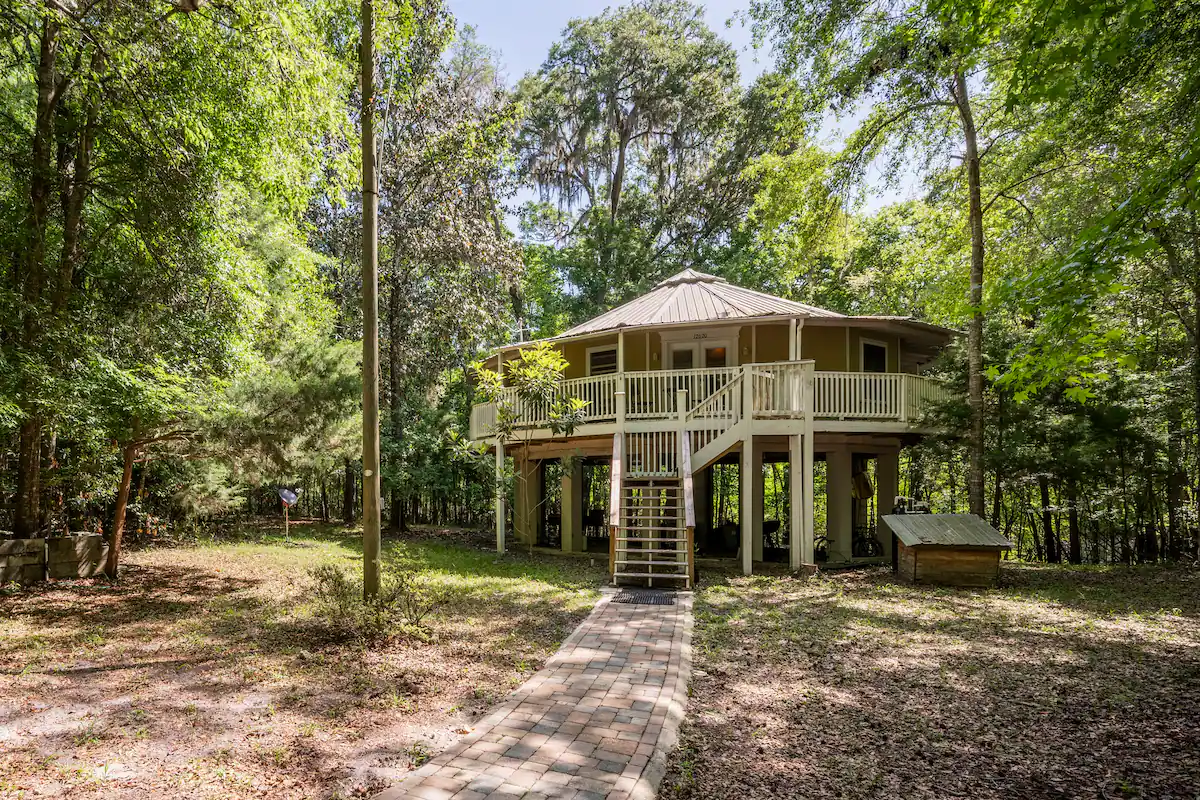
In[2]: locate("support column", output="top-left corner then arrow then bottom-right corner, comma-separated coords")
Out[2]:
876,450 -> 900,561
561,458 -> 585,553
694,466 -> 712,547
826,448 -> 853,562
741,441 -> 753,575
494,440 -> 505,554
789,434 -> 803,571
514,457 -> 541,546
751,442 -> 765,562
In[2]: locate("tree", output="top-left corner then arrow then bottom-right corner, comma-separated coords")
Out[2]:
516,0 -> 808,323
746,0 -> 1047,516
0,0 -> 349,536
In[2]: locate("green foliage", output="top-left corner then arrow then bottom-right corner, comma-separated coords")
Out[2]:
307,562 -> 446,645
514,0 -> 811,327
475,343 -> 585,441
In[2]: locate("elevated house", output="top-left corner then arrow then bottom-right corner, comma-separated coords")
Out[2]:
469,269 -> 956,587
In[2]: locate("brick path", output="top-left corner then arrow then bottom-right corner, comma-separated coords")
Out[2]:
376,590 -> 693,800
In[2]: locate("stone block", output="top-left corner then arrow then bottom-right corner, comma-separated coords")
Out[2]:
0,537 -> 45,584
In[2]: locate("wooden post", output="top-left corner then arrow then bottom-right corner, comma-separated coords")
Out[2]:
827,449 -> 853,562
608,433 -> 623,582
789,434 -> 803,571
876,450 -> 900,562
740,440 -> 753,576
802,363 -> 815,566
681,431 -> 696,588
561,458 -> 584,553
360,0 -> 382,600
495,439 -> 506,554
788,318 -> 797,361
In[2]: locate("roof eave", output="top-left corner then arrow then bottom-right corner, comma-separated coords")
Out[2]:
494,312 -> 812,353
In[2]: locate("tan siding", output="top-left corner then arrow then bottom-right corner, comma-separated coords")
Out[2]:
748,322 -> 791,362
800,326 -> 848,371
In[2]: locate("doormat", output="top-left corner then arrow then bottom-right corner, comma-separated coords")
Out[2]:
612,590 -> 677,606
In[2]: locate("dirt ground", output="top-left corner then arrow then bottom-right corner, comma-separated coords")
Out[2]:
660,564 -> 1200,800
0,522 -> 605,799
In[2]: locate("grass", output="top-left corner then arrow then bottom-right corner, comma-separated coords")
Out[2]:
660,562 -> 1200,800
0,520 -> 605,799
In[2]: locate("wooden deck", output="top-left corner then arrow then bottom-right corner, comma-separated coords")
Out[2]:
470,362 -> 949,440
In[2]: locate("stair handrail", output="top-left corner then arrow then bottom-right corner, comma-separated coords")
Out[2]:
680,430 -> 696,589
686,371 -> 744,423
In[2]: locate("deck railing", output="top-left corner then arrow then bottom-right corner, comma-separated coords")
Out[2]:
468,365 -> 950,438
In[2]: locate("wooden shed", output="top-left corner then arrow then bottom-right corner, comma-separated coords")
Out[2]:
883,514 -> 1012,587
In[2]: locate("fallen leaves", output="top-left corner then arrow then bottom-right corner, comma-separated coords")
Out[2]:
661,564 -> 1200,800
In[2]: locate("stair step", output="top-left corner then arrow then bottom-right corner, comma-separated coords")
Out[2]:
615,537 -> 690,544
613,571 -> 689,580
616,548 -> 684,554
616,525 -> 683,531
616,559 -> 689,567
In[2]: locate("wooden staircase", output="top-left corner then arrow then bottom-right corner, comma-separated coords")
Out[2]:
608,432 -> 695,589
612,477 -> 692,587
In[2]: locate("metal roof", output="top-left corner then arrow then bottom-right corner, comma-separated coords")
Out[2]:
558,269 -> 843,338
883,514 -> 1013,549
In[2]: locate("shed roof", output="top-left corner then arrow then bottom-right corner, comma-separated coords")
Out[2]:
883,514 -> 1013,549
557,269 -> 843,338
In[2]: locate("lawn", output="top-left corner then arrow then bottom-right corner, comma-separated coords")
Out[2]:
0,522 -> 606,799
660,564 -> 1200,800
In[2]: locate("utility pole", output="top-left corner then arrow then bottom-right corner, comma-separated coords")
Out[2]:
361,0 -> 382,600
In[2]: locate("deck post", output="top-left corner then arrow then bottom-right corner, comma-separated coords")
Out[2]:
751,441 -> 764,562
826,448 -> 853,562
740,439 -> 753,576
789,433 -> 803,571
561,457 -> 584,553
802,366 -> 815,565
494,439 -> 505,554
876,450 -> 899,561
788,318 -> 797,361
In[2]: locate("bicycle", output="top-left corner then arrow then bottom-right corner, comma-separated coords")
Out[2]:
852,526 -> 883,558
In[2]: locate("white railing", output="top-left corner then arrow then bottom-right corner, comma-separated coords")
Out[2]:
812,372 -> 903,419
626,430 -> 679,477
810,371 -> 950,421
469,367 -> 951,437
689,371 -> 743,423
625,367 -> 739,419
751,362 -> 813,417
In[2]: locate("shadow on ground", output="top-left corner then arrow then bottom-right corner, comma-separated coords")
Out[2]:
660,563 -> 1200,800
0,521 -> 607,799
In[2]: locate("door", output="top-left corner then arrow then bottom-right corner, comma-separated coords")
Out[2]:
861,339 -> 889,413
668,344 -> 697,370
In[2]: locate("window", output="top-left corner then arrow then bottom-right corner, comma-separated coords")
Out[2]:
587,346 -> 618,376
704,346 -> 727,367
862,340 -> 888,373
670,345 -> 695,370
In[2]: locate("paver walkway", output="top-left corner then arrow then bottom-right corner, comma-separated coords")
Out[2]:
377,590 -> 693,800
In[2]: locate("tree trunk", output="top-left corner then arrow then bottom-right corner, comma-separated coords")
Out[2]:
1067,480 -> 1082,564
14,16 -> 62,538
342,458 -> 356,524
1039,475 -> 1058,563
104,442 -> 138,579
1167,403 -> 1184,559
320,477 -> 329,522
14,419 -> 43,537
952,70 -> 987,518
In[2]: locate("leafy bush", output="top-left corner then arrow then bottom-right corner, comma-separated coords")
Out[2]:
306,563 -> 445,645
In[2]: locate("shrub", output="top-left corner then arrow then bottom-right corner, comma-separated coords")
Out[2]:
306,563 -> 445,645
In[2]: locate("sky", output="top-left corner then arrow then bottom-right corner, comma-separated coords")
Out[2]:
447,0 -> 768,87
445,0 -> 916,217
